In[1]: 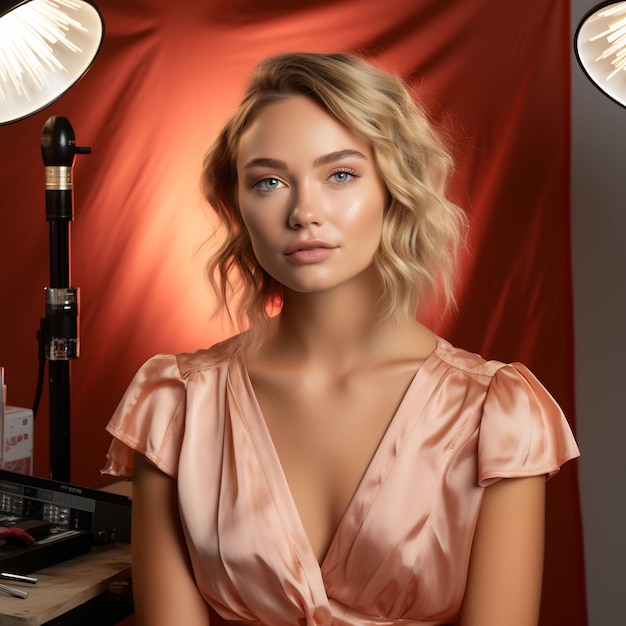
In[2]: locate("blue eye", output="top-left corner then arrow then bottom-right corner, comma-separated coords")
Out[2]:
331,170 -> 357,184
253,177 -> 284,191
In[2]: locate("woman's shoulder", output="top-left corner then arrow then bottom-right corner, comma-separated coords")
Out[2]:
431,336 -> 580,483
169,334 -> 244,379
433,336 -> 508,382
432,337 -> 557,399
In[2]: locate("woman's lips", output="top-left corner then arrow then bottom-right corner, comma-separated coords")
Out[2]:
284,240 -> 337,264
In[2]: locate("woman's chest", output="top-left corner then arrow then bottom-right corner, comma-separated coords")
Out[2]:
175,357 -> 487,622
251,366 -> 420,563
176,388 -> 483,624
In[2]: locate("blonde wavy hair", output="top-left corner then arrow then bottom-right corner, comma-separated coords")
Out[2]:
202,52 -> 467,344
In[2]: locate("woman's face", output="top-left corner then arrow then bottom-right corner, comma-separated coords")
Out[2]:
236,95 -> 387,295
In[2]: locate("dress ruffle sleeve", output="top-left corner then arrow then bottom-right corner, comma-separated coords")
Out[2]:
101,354 -> 186,479
477,363 -> 580,487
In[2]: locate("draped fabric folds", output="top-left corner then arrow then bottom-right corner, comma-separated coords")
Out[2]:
0,1 -> 585,623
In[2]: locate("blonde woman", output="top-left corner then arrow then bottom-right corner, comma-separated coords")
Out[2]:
103,52 -> 579,626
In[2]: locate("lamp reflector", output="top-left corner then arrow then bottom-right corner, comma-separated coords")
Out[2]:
0,0 -> 103,125
575,1 -> 626,108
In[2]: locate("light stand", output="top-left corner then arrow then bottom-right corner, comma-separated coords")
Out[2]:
0,0 -> 103,481
40,117 -> 90,481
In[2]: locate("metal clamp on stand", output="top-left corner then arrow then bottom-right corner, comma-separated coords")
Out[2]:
44,287 -> 80,361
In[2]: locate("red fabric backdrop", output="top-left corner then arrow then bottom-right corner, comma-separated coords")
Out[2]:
0,1 -> 585,623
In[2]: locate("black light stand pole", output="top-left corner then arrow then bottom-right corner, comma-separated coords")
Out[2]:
40,117 -> 90,482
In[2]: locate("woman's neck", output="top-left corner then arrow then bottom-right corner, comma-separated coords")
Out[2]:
258,278 -> 432,375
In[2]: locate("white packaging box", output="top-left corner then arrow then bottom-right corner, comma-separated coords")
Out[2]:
2,406 -> 33,475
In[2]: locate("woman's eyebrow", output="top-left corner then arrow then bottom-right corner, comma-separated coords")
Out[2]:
243,157 -> 288,170
243,149 -> 367,171
314,149 -> 367,166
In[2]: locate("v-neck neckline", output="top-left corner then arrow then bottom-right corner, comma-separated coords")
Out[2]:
236,337 -> 442,572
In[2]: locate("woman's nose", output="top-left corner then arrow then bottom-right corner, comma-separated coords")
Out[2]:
288,183 -> 323,229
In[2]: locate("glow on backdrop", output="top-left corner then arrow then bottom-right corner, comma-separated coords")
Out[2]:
0,2 -> 584,623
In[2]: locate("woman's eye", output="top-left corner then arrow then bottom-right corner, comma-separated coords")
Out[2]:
330,170 -> 357,184
253,177 -> 284,191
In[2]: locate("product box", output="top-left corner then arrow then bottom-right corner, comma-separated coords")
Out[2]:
2,406 -> 33,475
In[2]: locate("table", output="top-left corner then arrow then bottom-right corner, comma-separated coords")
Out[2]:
0,542 -> 132,626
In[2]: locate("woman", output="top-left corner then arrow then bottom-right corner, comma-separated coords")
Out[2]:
103,52 -> 579,626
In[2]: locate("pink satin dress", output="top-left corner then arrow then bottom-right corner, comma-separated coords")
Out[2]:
102,336 -> 579,625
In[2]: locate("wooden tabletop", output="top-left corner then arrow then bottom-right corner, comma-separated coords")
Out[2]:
0,542 -> 131,626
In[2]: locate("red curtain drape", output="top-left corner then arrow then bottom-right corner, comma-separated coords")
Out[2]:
0,1 -> 585,623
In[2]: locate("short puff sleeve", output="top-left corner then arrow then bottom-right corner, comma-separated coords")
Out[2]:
478,363 -> 579,487
101,354 -> 186,479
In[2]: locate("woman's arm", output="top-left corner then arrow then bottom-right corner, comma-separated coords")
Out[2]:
132,451 -> 212,626
461,476 -> 546,626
